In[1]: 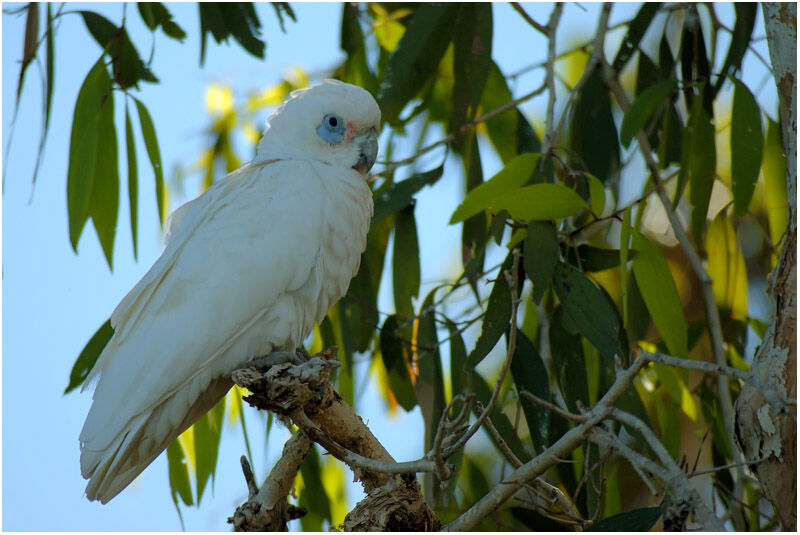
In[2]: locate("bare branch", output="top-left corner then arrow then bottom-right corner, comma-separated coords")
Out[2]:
519,390 -> 585,423
639,350 -> 796,415
444,352 -> 649,531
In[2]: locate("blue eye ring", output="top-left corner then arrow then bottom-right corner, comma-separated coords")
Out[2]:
317,113 -> 346,144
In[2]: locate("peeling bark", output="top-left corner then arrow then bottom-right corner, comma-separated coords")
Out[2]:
734,4 -> 797,531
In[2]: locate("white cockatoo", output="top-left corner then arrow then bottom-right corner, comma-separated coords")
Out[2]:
79,80 -> 380,503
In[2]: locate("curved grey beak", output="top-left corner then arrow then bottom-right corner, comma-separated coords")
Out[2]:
353,129 -> 378,175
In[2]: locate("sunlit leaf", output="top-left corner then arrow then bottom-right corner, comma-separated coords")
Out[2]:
552,262 -> 623,360
65,318 -> 113,394
730,78 -> 763,216
524,221 -> 558,304
450,153 -> 540,224
67,58 -> 110,250
167,439 -> 194,507
493,183 -> 588,222
88,88 -> 119,269
651,362 -> 698,421
762,118 -> 788,249
631,230 -> 688,357
587,173 -> 606,216
705,212 -> 748,319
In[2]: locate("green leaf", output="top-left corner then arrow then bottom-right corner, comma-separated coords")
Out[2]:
510,331 -> 550,452
32,3 -> 55,185
611,3 -> 662,72
193,396 -> 225,503
482,62 -> 517,163
339,255 -> 377,354
372,165 -> 443,223
379,315 -> 417,411
80,11 -> 118,51
392,204 -> 420,317
88,88 -> 119,269
138,3 -> 187,41
587,173 -> 606,215
133,97 -> 166,225
450,153 -> 541,224
652,362 -> 698,421
762,119 -> 788,246
377,3 -> 457,124
299,445 -> 332,530
125,103 -> 139,259
166,439 -> 194,506
460,133 -> 487,280
620,80 -> 677,148
470,370 -> 530,463
550,306 -> 590,412
198,3 -> 264,64
569,66 -> 620,183
467,251 -> 515,367
67,58 -> 110,251
17,3 -> 39,102
705,212 -> 748,319
631,230 -> 688,357
566,245 -> 628,273
587,506 -> 662,531
65,318 -> 113,394
712,3 -> 757,96
730,78 -> 763,216
685,91 -> 716,243
450,3 -> 492,136
414,289 -> 446,500
524,221 -> 558,304
490,183 -> 589,222
447,321 -> 468,398
552,262 -> 623,360
81,11 -> 156,89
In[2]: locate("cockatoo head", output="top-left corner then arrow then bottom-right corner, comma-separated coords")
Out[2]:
256,80 -> 381,176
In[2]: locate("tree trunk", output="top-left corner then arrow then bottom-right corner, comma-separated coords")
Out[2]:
734,3 -> 797,531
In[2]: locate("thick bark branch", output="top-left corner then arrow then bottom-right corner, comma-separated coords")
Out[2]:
734,4 -> 797,531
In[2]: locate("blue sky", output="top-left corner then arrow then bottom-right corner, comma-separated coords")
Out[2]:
2,2 -> 772,531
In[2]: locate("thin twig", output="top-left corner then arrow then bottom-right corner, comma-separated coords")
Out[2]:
639,350 -> 796,415
442,252 -> 522,459
510,2 -> 548,35
375,85 -> 546,177
542,2 -> 564,153
478,402 -> 524,468
520,391 -> 585,422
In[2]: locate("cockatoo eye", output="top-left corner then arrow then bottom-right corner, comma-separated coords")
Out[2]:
316,113 -> 345,144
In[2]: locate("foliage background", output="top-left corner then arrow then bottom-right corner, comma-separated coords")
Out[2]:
1,2 -> 785,531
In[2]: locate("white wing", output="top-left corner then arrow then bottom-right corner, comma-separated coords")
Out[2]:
79,159 -> 371,502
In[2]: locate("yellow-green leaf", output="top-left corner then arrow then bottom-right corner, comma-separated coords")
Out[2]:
586,173 -> 606,215
631,230 -> 688,357
449,153 -> 541,224
490,183 -> 588,222
705,212 -> 748,319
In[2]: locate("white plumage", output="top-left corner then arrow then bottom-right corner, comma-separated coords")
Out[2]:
80,80 -> 380,503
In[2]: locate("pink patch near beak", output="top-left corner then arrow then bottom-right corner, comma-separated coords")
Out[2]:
345,121 -> 357,142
